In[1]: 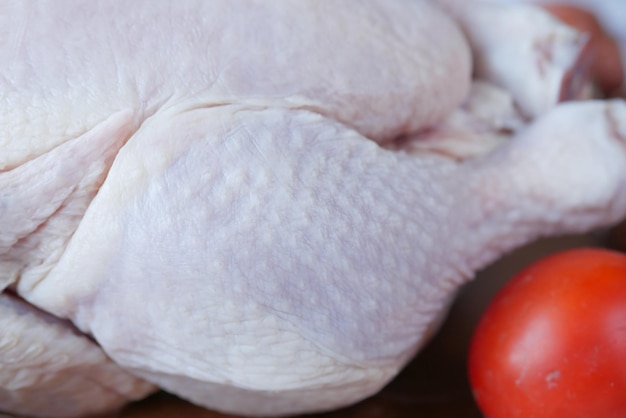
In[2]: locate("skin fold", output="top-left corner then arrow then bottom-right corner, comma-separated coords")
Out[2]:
1,0 -> 626,416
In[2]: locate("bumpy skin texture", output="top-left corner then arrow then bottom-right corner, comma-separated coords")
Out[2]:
2,0 -> 626,417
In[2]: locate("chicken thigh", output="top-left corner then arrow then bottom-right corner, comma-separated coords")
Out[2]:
2,0 -> 626,417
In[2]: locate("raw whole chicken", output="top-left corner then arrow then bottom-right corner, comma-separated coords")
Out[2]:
2,0 -> 626,416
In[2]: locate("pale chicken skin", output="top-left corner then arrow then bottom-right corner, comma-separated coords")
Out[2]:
500,0 -> 626,93
2,1 -> 626,417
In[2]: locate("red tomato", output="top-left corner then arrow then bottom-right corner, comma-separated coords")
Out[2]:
468,248 -> 626,418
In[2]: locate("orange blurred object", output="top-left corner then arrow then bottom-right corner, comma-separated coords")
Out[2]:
544,4 -> 624,96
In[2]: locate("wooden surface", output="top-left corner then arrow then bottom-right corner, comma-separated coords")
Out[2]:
109,234 -> 606,418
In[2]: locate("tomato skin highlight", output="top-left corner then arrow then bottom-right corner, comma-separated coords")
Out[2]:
468,248 -> 626,418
